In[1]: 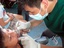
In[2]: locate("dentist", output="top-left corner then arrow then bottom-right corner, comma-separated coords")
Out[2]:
18,0 -> 64,48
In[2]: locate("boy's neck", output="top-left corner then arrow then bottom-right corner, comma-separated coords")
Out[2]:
7,44 -> 21,48
7,45 -> 17,48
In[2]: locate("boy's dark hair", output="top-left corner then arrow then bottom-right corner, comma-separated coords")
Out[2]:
18,0 -> 42,8
0,28 -> 5,48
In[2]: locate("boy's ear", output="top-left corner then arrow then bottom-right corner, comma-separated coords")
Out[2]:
41,0 -> 48,8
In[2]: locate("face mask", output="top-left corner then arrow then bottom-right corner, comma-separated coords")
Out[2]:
29,4 -> 48,20
29,13 -> 48,20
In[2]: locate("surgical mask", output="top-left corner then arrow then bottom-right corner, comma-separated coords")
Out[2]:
29,9 -> 48,20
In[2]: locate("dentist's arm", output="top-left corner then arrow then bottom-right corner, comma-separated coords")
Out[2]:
13,14 -> 24,20
20,20 -> 43,34
30,20 -> 43,28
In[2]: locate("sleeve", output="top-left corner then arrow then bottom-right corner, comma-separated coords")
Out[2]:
0,8 -> 3,18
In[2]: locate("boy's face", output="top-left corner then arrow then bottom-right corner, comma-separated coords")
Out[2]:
2,29 -> 18,47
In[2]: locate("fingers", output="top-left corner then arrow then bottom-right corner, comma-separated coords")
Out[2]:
20,29 -> 29,34
7,13 -> 13,16
7,13 -> 14,21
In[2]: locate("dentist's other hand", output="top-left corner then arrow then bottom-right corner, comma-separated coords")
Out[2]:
15,21 -> 31,34
20,29 -> 29,34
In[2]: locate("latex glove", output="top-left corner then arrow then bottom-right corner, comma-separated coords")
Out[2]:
18,34 -> 40,48
15,21 -> 31,30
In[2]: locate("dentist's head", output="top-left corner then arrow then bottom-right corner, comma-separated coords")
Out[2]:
18,0 -> 53,20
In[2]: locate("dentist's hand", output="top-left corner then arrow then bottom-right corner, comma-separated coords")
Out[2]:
15,21 -> 31,34
20,29 -> 29,34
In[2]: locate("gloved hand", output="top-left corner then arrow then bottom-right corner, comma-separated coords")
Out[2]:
18,34 -> 40,48
15,21 -> 31,30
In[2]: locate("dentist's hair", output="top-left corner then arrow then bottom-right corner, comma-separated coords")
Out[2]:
17,0 -> 53,8
0,28 -> 5,48
18,0 -> 42,8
